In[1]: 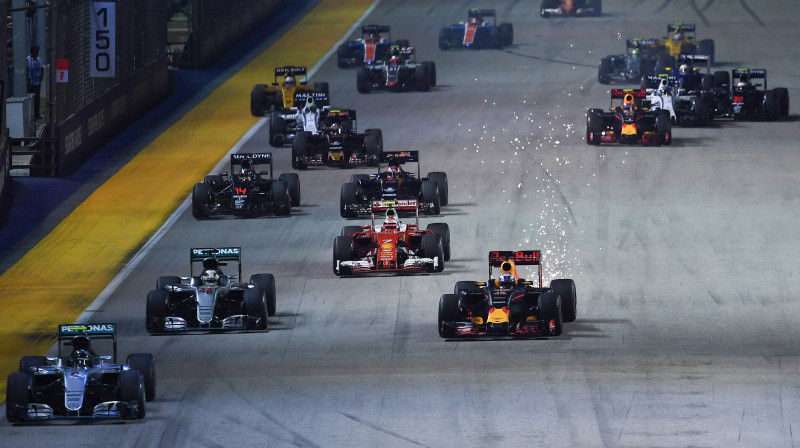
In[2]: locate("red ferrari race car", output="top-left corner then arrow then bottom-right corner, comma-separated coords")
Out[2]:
438,250 -> 577,338
333,200 -> 450,276
586,89 -> 672,145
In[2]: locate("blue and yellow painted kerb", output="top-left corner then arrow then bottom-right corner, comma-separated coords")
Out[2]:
0,0 -> 375,400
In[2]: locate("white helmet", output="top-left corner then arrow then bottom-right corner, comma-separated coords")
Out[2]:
679,64 -> 689,74
284,75 -> 295,87
384,209 -> 399,230
201,269 -> 219,286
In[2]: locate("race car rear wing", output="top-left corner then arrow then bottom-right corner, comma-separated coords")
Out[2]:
666,23 -> 696,34
627,39 -> 658,50
57,323 -> 118,362
230,152 -> 273,177
321,109 -> 357,131
362,25 -> 390,36
293,91 -> 329,108
676,53 -> 710,72
274,66 -> 308,84
379,151 -> 420,176
488,250 -> 543,288
610,88 -> 647,107
643,74 -> 678,89
371,199 -> 418,213
469,8 -> 496,18
190,247 -> 243,279
733,68 -> 767,88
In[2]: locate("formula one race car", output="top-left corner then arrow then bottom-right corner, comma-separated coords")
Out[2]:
337,25 -> 409,68
333,200 -> 450,275
356,45 -> 436,93
439,9 -> 513,50
660,23 -> 715,64
540,0 -> 601,18
642,54 -> 715,126
6,323 -> 155,421
250,66 -> 331,147
145,247 -> 276,333
292,106 -> 383,169
585,89 -> 672,145
438,250 -> 577,338
340,151 -> 448,218
192,152 -> 300,218
710,69 -> 789,121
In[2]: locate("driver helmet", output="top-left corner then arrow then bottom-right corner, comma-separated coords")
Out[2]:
673,27 -> 683,41
386,158 -> 402,176
390,55 -> 402,66
737,73 -> 750,87
630,48 -> 640,59
369,33 -> 379,41
383,209 -> 399,230
622,94 -> 635,113
658,78 -> 670,93
498,273 -> 515,288
284,75 -> 295,87
201,269 -> 219,286
73,349 -> 93,368
679,64 -> 689,75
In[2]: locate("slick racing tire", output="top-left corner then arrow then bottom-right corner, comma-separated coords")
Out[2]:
272,180 -> 291,216
537,291 -> 563,336
250,274 -> 277,317
774,87 -> 790,117
279,173 -> 301,207
337,44 -> 350,68
550,279 -> 577,323
19,355 -> 48,373
349,174 -> 370,187
6,372 -> 32,422
426,223 -> 451,261
333,236 -> 354,275
415,64 -> 430,92
118,370 -> 146,419
341,225 -> 363,237
340,183 -> 359,218
588,0 -> 602,16
597,58 -> 613,84
438,27 -> 452,50
156,276 -> 181,290
421,180 -> 441,215
146,289 -> 168,334
764,90 -> 780,121
423,61 -> 437,87
269,111 -> 285,147
244,287 -> 268,330
364,129 -> 383,163
421,233 -> 445,273
357,67 -> 371,94
126,353 -> 156,401
292,131 -> 310,170
426,172 -> 448,206
499,23 -> 513,47
656,110 -> 672,145
438,294 -> 460,338
713,70 -> 730,89
191,183 -> 211,219
204,174 -> 223,186
454,281 -> 478,296
697,39 -> 715,64
691,96 -> 709,127
313,82 -> 329,95
586,108 -> 603,145
250,84 -> 268,116
489,26 -> 502,49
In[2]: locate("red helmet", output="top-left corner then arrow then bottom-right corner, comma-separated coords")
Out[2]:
390,55 -> 402,65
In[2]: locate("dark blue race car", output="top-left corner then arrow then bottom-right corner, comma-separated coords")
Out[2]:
337,25 -> 409,68
438,9 -> 512,50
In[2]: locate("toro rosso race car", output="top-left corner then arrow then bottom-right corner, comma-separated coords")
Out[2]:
357,45 -> 436,93
333,200 -> 450,275
6,323 -> 155,421
711,69 -> 789,121
340,151 -> 448,218
292,106 -> 383,169
540,0 -> 601,18
192,153 -> 300,218
250,66 -> 330,147
145,247 -> 276,333
438,250 -> 577,338
439,9 -> 513,50
585,89 -> 672,145
337,25 -> 409,68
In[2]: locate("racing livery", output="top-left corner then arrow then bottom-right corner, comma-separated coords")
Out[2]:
192,152 -> 300,218
438,251 -> 577,338
711,68 -> 789,121
586,89 -> 672,145
337,25 -> 409,68
249,66 -> 331,147
642,54 -> 715,126
439,9 -> 513,50
340,151 -> 448,218
6,323 -> 155,421
540,0 -> 601,18
145,247 -> 276,333
292,107 -> 383,169
356,45 -> 436,93
334,200 -> 450,275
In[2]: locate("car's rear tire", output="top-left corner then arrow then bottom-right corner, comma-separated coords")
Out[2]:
244,287 -> 268,330
357,67 -> 371,94
422,233 -> 444,272
415,65 -> 430,92
597,58 -> 612,84
292,131 -> 309,170
427,171 -> 448,206
19,356 -> 48,373
713,70 -> 730,89
313,82 -> 329,95
426,223 -> 451,261
438,27 -> 452,50
550,279 -> 577,323
191,183 -> 210,219
438,294 -> 460,337
454,281 -> 478,296
697,39 -> 715,64
764,90 -> 780,121
364,129 -> 382,162
250,84 -> 267,116
6,372 -> 32,422
586,108 -> 603,144
146,289 -> 168,334
118,370 -> 146,419
337,44 -> 350,68
537,291 -> 563,336
499,23 -> 513,47
333,236 -> 354,275
279,173 -> 301,207
272,180 -> 291,216
423,61 -> 437,87
269,111 -> 284,147
340,183 -> 359,218
421,180 -> 441,215
250,273 -> 277,317
126,353 -> 156,401
341,225 -> 363,237
774,87 -> 790,117
656,110 -> 672,144
156,276 -> 181,290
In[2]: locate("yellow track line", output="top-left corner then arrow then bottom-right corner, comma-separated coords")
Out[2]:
0,0 -> 374,399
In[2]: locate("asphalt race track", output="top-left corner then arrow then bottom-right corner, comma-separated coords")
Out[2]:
4,1 -> 800,446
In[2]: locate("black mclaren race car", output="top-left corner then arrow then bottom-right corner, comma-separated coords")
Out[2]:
192,152 -> 300,218
711,69 -> 789,121
357,45 -> 436,93
540,0 -> 601,18
340,151 -> 448,218
438,250 -> 577,339
586,89 -> 672,145
337,25 -> 409,68
6,323 -> 155,422
146,247 -> 276,333
439,9 -> 513,50
292,108 -> 383,169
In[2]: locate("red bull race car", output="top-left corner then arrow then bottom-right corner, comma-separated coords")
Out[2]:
438,250 -> 577,338
333,200 -> 450,276
585,89 -> 672,145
